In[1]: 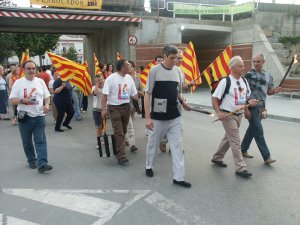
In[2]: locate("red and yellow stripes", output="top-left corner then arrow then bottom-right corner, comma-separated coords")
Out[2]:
181,41 -> 201,92
47,52 -> 91,96
93,53 -> 102,76
19,50 -> 30,77
139,60 -> 157,87
117,52 -> 123,61
203,45 -> 232,90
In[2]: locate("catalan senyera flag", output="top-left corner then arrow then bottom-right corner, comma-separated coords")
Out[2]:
139,60 -> 157,87
203,45 -> 232,90
47,52 -> 91,96
93,53 -> 102,76
70,60 -> 92,96
180,42 -> 201,92
117,52 -> 123,61
19,49 -> 30,77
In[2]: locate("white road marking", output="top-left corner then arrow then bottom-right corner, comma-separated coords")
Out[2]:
0,214 -> 40,225
2,189 -> 121,225
144,192 -> 212,225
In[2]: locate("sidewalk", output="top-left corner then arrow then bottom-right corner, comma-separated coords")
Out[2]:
185,88 -> 300,123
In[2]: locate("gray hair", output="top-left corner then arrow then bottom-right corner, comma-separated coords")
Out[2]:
229,56 -> 243,68
163,45 -> 178,57
253,53 -> 265,61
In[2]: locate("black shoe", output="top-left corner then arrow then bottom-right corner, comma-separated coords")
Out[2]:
211,159 -> 227,168
118,158 -> 129,165
235,170 -> 252,178
55,128 -> 64,132
130,145 -> 138,152
173,179 -> 191,188
63,124 -> 72,129
145,168 -> 154,177
38,164 -> 53,173
29,162 -> 37,169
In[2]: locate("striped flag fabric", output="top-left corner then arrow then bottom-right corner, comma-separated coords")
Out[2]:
19,49 -> 30,77
117,52 -> 123,61
202,45 -> 232,90
181,42 -> 201,92
47,52 -> 91,96
93,53 -> 102,76
139,60 -> 157,87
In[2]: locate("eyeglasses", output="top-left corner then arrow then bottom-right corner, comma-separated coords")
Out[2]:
236,81 -> 242,92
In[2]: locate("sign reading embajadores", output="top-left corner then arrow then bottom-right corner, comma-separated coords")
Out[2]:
30,0 -> 103,10
174,2 -> 254,15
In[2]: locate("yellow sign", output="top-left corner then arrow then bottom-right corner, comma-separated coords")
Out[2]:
30,0 -> 103,10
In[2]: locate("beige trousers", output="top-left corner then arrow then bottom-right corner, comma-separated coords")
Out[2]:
212,114 -> 247,172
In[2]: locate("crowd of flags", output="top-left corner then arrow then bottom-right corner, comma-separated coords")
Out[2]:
19,42 -> 232,94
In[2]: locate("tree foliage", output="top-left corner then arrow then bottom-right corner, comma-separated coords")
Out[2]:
13,33 -> 60,59
65,46 -> 78,62
0,33 -> 17,64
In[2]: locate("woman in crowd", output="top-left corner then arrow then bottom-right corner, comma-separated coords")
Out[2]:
8,66 -> 20,125
104,63 -> 114,78
0,65 -> 10,120
48,70 -> 59,121
52,77 -> 74,132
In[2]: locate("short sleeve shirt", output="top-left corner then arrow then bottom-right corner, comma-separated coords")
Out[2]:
9,77 -> 50,117
102,72 -> 137,105
213,75 -> 251,112
244,69 -> 274,107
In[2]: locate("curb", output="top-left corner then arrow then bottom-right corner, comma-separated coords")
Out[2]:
188,103 -> 300,124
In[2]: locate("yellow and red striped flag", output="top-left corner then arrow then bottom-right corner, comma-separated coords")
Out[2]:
93,53 -> 102,76
117,52 -> 123,61
181,42 -> 201,92
19,49 -> 30,77
139,60 -> 157,87
203,45 -> 232,90
47,52 -> 91,96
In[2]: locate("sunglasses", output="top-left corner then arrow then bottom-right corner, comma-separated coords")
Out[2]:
236,81 -> 242,92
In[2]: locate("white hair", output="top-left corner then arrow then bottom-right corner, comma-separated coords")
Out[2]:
229,56 -> 243,68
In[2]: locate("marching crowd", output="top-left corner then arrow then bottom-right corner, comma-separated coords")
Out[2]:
0,45 -> 281,187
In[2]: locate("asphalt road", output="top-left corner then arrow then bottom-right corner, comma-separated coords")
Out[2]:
0,107 -> 299,225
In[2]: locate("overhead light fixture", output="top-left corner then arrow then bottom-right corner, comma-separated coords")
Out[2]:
144,0 -> 151,13
180,25 -> 185,31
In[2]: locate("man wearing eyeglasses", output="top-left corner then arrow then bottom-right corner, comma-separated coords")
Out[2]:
211,56 -> 257,178
241,54 -> 281,164
9,60 -> 53,173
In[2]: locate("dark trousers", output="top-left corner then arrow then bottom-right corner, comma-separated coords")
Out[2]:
141,96 -> 145,118
82,95 -> 88,111
54,100 -> 74,130
108,104 -> 130,160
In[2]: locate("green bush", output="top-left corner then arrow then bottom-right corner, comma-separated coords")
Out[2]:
279,36 -> 300,45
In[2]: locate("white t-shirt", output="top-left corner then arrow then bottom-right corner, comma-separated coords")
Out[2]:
213,75 -> 251,112
102,72 -> 137,105
48,79 -> 54,89
92,85 -> 102,110
9,77 -> 50,117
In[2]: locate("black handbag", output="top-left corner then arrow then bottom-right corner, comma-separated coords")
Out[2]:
17,110 -> 28,123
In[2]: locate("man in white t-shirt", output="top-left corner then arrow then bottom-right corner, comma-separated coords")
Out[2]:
211,56 -> 257,179
9,60 -> 53,173
101,59 -> 138,165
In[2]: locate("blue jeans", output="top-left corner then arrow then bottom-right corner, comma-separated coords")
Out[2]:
241,108 -> 271,160
72,90 -> 83,120
18,116 -> 48,168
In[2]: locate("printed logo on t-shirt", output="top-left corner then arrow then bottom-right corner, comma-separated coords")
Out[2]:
118,83 -> 129,100
234,87 -> 247,105
24,88 -> 39,105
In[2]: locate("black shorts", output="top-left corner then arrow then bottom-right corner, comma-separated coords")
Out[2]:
92,110 -> 102,128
